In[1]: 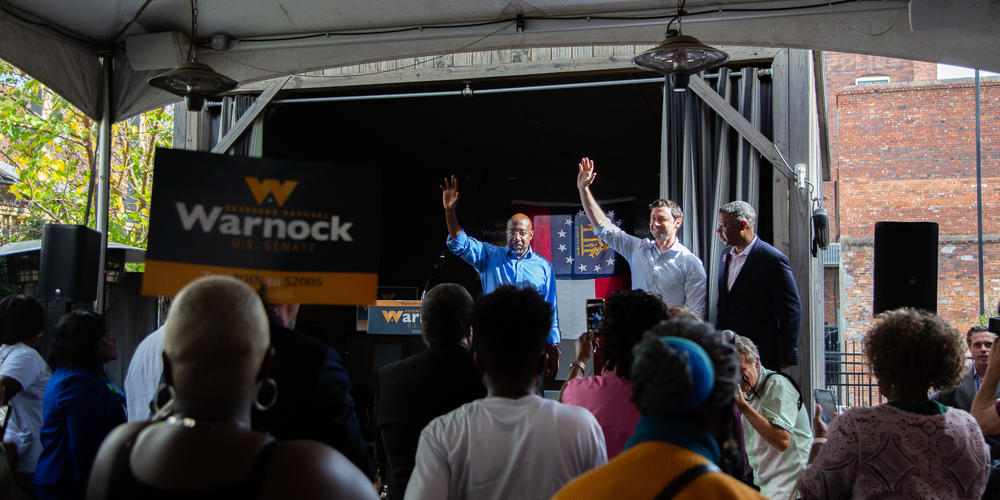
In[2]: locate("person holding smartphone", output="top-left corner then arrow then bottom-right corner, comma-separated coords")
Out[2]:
557,290 -> 668,458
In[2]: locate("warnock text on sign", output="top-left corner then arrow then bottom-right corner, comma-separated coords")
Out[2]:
143,148 -> 381,305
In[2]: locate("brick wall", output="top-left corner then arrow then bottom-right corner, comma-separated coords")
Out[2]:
822,52 -> 938,242
831,75 -> 1000,338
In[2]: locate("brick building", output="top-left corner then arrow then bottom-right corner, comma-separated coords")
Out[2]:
823,52 -> 1000,341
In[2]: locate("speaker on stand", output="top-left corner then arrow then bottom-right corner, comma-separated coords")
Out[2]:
872,221 -> 938,316
38,224 -> 101,304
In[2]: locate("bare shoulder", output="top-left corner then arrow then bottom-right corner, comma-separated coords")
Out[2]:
87,421 -> 152,500
261,440 -> 378,500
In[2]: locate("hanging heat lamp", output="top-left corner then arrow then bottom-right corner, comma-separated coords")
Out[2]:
148,0 -> 237,111
632,0 -> 729,91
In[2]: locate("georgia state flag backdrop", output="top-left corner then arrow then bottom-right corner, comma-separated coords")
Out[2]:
514,199 -> 634,339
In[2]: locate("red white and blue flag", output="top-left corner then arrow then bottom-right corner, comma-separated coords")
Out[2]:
515,199 -> 633,339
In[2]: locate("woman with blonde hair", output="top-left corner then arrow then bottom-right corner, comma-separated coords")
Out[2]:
87,276 -> 376,500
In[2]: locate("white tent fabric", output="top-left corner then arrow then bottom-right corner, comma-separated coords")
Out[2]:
2,0 -> 999,121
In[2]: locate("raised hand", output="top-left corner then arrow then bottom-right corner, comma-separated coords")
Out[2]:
577,157 -> 597,191
440,175 -> 460,210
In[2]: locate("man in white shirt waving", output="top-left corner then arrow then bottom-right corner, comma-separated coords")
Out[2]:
575,157 -> 707,317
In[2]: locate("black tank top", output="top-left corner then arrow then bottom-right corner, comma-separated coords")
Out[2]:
108,432 -> 279,499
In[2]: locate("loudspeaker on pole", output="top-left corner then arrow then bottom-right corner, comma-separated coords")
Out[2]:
38,224 -> 101,302
872,221 -> 938,316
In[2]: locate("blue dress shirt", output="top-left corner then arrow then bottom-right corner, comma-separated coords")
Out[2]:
34,367 -> 127,498
447,230 -> 561,344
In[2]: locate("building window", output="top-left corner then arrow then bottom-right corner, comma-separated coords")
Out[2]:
854,75 -> 890,85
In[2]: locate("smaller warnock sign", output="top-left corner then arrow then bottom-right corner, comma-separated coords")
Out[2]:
143,148 -> 381,304
367,300 -> 423,335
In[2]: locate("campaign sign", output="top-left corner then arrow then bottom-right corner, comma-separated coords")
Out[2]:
356,286 -> 420,331
367,300 -> 423,334
143,148 -> 381,304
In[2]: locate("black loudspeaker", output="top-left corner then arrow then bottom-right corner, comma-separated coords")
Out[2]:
873,221 -> 938,316
38,224 -> 101,302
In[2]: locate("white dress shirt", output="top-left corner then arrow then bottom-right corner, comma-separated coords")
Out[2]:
594,220 -> 707,317
727,235 -> 759,291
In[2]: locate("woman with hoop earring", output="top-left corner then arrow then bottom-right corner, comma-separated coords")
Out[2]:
86,276 -> 377,500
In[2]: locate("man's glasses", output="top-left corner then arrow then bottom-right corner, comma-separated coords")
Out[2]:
506,229 -> 532,237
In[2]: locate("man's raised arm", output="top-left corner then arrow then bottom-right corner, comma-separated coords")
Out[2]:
441,175 -> 462,239
972,341 -> 1000,433
576,157 -> 610,228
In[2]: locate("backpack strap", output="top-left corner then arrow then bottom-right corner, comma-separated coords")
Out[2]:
654,462 -> 721,500
762,371 -> 803,410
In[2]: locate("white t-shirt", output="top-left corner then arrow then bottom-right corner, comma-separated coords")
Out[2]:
405,394 -> 607,500
124,326 -> 165,422
0,342 -> 51,473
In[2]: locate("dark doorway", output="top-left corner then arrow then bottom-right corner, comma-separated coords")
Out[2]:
262,71 -> 664,437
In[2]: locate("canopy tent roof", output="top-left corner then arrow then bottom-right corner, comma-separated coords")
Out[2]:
2,0 -> 999,122
0,239 -> 146,264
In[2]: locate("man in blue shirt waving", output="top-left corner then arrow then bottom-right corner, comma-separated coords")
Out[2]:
440,175 -> 561,378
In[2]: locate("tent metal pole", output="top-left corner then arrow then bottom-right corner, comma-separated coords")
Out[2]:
94,57 -> 112,312
262,77 -> 666,105
976,68 -> 984,317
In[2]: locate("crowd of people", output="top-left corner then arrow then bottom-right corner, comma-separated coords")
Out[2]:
0,158 -> 998,499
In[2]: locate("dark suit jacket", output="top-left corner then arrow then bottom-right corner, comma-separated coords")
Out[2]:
375,343 -> 485,500
716,237 -> 802,367
252,318 -> 373,478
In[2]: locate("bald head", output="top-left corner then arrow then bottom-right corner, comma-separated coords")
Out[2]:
506,213 -> 534,258
165,276 -> 270,413
508,213 -> 532,228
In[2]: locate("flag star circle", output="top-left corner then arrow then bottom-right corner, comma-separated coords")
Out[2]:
565,256 -> 574,264
607,210 -> 616,218
564,217 -> 573,226
558,244 -> 567,252
594,264 -> 602,272
578,264 -> 588,272
606,257 -> 615,265
557,230 -> 567,238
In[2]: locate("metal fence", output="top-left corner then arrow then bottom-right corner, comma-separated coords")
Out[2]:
823,339 -> 886,407
822,327 -> 886,407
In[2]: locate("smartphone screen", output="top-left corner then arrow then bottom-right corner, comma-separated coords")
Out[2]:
585,298 -> 605,334
814,388 -> 837,424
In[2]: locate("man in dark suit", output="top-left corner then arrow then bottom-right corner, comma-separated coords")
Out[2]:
715,201 -> 802,368
375,283 -> 486,499
252,302 -> 375,479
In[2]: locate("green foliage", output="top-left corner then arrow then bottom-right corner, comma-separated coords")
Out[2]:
0,59 -> 173,248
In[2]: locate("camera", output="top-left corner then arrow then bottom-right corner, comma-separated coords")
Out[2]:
989,317 -> 1000,336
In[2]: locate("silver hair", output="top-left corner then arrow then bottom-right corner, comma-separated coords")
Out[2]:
734,334 -> 760,365
719,201 -> 756,229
